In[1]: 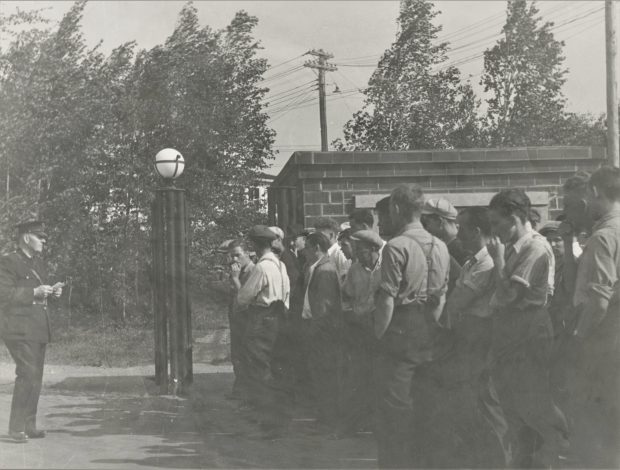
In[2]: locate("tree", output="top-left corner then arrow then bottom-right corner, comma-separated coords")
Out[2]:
481,0 -> 568,146
335,0 -> 481,151
0,1 -> 274,320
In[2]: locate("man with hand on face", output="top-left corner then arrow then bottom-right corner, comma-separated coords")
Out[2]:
237,225 -> 290,439
483,189 -> 568,469
226,240 -> 254,401
0,221 -> 63,443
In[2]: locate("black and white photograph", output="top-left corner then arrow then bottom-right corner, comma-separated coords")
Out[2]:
0,0 -> 618,468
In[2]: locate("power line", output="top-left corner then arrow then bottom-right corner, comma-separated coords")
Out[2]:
267,84 -> 317,106
264,54 -> 304,73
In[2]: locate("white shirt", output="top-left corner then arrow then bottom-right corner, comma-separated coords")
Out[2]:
327,242 -> 351,286
237,252 -> 290,309
302,257 -> 322,319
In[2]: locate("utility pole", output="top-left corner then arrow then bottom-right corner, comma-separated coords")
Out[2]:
304,49 -> 337,151
606,0 -> 619,167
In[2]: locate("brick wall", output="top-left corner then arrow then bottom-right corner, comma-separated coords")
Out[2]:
268,147 -> 607,230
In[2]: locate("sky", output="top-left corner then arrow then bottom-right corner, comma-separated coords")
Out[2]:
1,1 -> 613,175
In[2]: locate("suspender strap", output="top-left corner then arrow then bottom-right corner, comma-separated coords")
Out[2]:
399,232 -> 436,302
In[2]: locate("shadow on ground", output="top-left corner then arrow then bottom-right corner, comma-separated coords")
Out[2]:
43,372 -> 376,469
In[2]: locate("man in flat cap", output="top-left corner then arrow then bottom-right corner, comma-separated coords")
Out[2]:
338,229 -> 385,438
0,221 -> 63,442
237,225 -> 291,439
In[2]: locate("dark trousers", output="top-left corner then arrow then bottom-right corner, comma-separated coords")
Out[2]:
374,304 -> 433,469
4,340 -> 47,433
243,305 -> 290,430
340,318 -> 376,434
228,308 -> 248,397
304,316 -> 343,428
482,308 -> 568,468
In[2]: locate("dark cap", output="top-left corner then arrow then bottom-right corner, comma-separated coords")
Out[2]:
16,220 -> 47,239
538,221 -> 561,237
248,225 -> 277,241
350,229 -> 384,249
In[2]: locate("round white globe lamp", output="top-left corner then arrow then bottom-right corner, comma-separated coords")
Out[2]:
155,148 -> 185,180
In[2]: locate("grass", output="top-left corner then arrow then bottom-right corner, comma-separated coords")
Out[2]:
0,283 -> 231,368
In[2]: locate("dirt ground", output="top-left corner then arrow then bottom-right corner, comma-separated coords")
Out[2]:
0,361 -> 377,469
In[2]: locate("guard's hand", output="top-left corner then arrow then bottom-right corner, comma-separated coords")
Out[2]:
486,236 -> 505,262
230,262 -> 241,279
34,285 -> 54,300
52,282 -> 65,298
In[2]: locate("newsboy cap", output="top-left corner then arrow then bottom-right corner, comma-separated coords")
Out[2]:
16,220 -> 47,239
268,226 -> 285,240
249,225 -> 277,241
422,198 -> 458,221
538,221 -> 561,237
350,229 -> 384,249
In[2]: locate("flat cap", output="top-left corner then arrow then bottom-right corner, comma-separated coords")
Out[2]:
268,226 -> 285,240
539,221 -> 561,237
350,229 -> 384,249
248,224 -> 277,241
16,220 -> 47,239
422,198 -> 458,220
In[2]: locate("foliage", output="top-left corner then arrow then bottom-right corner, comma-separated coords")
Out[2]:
0,1 -> 273,321
481,0 -> 568,146
335,0 -> 482,151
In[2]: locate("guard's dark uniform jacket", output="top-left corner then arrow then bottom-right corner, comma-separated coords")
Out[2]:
0,251 -> 51,343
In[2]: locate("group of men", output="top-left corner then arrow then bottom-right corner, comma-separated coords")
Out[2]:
223,165 -> 619,468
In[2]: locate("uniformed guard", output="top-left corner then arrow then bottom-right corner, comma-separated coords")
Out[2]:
568,166 -> 620,467
373,184 -> 450,468
0,220 -> 63,442
237,225 -> 291,439
484,189 -> 568,468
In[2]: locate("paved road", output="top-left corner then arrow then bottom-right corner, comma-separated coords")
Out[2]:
0,363 -> 376,469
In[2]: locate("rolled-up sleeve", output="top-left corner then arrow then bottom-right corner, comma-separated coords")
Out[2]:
581,234 -> 618,301
379,243 -> 404,298
237,265 -> 265,307
510,245 -> 548,289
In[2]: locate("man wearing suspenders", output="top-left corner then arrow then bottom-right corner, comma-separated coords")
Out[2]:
237,225 -> 291,439
373,185 -> 450,468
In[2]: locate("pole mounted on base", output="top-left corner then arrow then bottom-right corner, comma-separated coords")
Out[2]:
304,49 -> 338,152
152,148 -> 193,396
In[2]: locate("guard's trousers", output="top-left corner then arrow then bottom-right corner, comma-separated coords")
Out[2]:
4,340 -> 47,433
374,304 -> 433,469
243,304 -> 290,430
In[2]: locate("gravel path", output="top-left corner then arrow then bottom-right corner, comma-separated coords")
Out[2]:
0,361 -> 376,469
